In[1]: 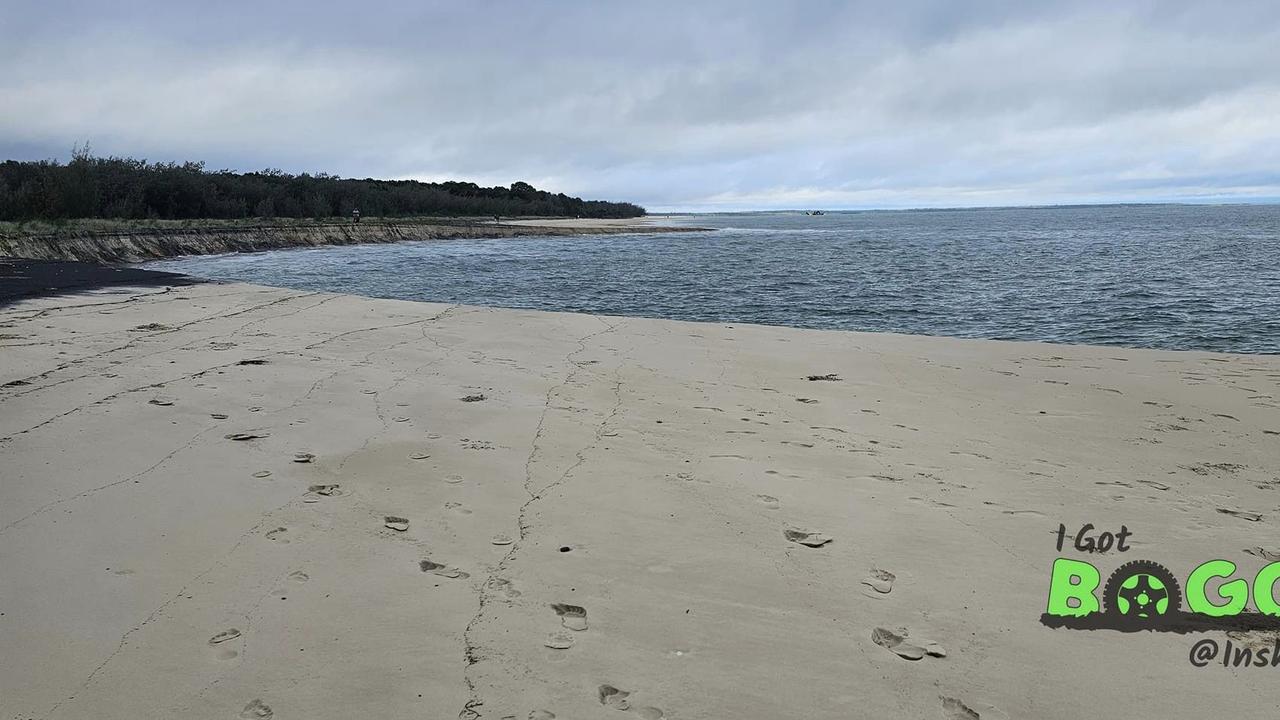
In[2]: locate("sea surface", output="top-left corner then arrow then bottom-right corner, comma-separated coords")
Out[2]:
146,205 -> 1280,354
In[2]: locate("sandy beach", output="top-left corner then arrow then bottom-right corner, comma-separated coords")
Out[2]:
2,276 -> 1279,719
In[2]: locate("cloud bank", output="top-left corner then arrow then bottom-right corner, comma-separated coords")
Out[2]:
3,0 -> 1278,210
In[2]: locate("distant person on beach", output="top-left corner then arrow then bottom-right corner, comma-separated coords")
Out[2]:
352,208 -> 361,223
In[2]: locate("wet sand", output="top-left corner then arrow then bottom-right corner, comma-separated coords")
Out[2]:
1,278 -> 1278,719
0,256 -> 199,306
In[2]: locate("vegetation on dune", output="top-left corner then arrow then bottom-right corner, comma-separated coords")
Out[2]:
0,146 -> 645,222
0,215 -> 567,238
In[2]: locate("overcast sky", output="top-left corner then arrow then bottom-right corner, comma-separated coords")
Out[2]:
3,1 -> 1279,211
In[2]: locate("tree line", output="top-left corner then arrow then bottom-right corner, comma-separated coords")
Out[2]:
0,149 -> 645,221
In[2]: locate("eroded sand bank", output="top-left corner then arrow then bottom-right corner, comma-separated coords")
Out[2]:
1,281 -> 1278,719
0,218 -> 700,264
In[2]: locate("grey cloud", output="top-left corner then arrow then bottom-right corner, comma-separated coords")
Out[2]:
2,1 -> 1279,210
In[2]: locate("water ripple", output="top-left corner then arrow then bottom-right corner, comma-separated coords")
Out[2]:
147,205 -> 1280,354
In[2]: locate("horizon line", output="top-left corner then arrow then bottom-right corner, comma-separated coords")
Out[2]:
654,199 -> 1280,215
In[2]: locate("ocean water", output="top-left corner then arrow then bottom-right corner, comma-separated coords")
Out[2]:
146,205 -> 1280,354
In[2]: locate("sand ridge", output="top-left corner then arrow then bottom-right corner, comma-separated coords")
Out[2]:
1,280 -> 1278,718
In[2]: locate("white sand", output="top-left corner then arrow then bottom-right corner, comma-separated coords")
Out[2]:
1,281 -> 1278,719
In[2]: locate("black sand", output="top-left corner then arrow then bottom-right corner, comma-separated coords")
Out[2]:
0,257 -> 199,307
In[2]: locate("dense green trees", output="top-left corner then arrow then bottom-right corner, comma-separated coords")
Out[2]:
0,150 -> 644,221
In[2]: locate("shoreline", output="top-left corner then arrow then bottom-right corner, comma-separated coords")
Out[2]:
1,279 -> 1277,718
0,216 -> 706,264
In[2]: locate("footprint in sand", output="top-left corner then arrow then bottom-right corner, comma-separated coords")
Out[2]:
492,534 -> 515,545
1001,509 -> 1045,517
293,452 -> 315,463
595,685 -> 662,717
528,712 -> 556,720
597,685 -> 630,710
941,697 -> 980,719
420,559 -> 470,579
385,516 -> 410,532
756,494 -> 781,509
240,699 -> 273,719
1226,629 -> 1280,651
811,426 -> 848,435
409,452 -> 431,460
393,416 -> 411,423
265,527 -> 289,543
1183,462 -> 1244,476
1217,508 -> 1263,522
211,413 -> 229,419
148,397 -> 175,406
795,398 -> 819,404
551,603 -> 588,631
871,627 -> 924,660
252,471 -> 272,479
444,474 -> 465,484
209,628 -> 242,645
486,577 -> 522,601
1245,547 -> 1280,561
445,502 -> 472,515
288,571 -> 309,583
871,627 -> 946,661
861,569 -> 896,595
304,484 -> 342,502
544,631 -> 575,650
225,432 -> 269,441
784,527 -> 832,547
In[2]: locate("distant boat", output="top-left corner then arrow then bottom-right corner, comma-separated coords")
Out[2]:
805,210 -> 825,216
